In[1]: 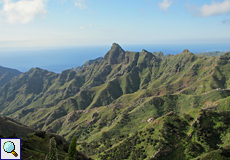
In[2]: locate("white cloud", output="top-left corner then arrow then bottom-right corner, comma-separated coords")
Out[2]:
75,0 -> 86,9
80,26 -> 84,29
88,24 -> 92,27
1,0 -> 47,24
158,0 -> 173,11
198,0 -> 230,17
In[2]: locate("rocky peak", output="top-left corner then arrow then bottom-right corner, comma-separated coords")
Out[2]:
104,43 -> 126,64
157,51 -> 164,57
182,49 -> 192,54
153,51 -> 164,57
142,49 -> 148,53
140,49 -> 155,60
111,43 -> 122,49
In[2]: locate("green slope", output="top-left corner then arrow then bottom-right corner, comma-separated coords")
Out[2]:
195,51 -> 228,57
0,116 -> 92,160
0,65 -> 22,87
0,43 -> 230,159
91,109 -> 230,160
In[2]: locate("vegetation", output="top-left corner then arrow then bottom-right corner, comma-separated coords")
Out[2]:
0,43 -> 230,159
68,136 -> 77,160
195,51 -> 227,57
45,137 -> 58,160
0,65 -> 21,87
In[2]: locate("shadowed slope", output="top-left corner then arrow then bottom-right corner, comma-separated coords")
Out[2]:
0,66 -> 22,87
0,44 -> 230,156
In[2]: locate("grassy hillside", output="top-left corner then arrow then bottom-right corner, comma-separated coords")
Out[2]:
0,43 -> 230,159
73,57 -> 103,72
0,116 -> 35,138
195,51 -> 227,57
0,118 -> 92,160
89,109 -> 230,160
0,65 -> 22,87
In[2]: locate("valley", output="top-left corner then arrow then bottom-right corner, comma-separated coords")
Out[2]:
0,43 -> 230,159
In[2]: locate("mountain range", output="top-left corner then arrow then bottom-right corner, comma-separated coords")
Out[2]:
195,51 -> 227,57
0,43 -> 230,159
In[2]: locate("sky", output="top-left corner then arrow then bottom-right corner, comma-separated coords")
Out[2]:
0,0 -> 230,49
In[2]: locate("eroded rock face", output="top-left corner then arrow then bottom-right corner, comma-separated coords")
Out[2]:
166,111 -> 174,116
182,49 -> 192,54
104,43 -> 126,64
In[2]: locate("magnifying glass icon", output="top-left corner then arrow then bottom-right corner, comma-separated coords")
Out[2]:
3,141 -> 18,157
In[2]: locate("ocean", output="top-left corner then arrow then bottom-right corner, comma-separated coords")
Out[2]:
0,43 -> 229,73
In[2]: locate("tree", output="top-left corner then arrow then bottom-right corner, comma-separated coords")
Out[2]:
45,137 -> 58,160
68,136 -> 77,160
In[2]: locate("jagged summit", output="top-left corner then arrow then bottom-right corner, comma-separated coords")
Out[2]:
139,49 -> 155,61
157,51 -> 164,56
111,42 -> 122,49
104,43 -> 125,64
142,49 -> 148,53
152,51 -> 164,58
182,49 -> 192,54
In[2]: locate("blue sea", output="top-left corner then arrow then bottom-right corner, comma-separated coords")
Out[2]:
0,43 -> 229,73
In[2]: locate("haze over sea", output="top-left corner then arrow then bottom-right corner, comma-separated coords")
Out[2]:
0,43 -> 229,73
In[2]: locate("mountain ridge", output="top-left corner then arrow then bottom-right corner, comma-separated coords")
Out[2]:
195,51 -> 228,57
1,43 -> 230,159
73,57 -> 103,72
0,65 -> 22,87
0,44 -> 228,130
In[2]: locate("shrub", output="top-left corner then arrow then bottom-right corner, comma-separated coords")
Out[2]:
68,136 -> 77,160
50,134 -> 63,145
184,114 -> 194,121
45,137 -> 58,160
35,130 -> 46,138
186,142 -> 204,158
